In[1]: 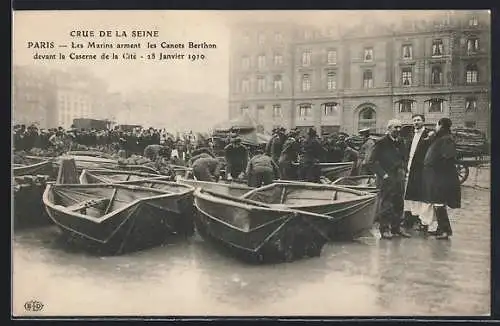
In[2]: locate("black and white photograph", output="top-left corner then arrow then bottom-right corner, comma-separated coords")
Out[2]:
12,10 -> 491,316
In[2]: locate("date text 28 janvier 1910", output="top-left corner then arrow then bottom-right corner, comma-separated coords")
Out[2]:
27,30 -> 216,61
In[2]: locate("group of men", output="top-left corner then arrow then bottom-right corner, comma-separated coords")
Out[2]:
368,114 -> 461,240
13,123 -> 200,160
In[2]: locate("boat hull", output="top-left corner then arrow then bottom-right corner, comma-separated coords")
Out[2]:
178,178 -> 253,198
193,189 -> 331,264
13,160 -> 55,177
79,169 -> 168,184
242,181 -> 378,241
43,183 -> 195,255
330,175 -> 379,193
13,175 -> 53,229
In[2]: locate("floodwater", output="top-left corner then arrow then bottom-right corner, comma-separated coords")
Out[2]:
12,168 -> 491,317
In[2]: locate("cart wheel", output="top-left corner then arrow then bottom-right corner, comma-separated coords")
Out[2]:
456,163 -> 469,184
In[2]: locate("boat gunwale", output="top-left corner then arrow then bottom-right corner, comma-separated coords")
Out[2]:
43,183 -> 193,224
194,187 -> 334,220
241,181 -> 377,208
178,178 -> 254,191
80,168 -> 163,180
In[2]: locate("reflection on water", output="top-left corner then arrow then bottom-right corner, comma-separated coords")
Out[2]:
13,187 -> 490,316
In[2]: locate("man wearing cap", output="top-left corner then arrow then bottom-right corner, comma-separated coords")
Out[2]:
299,128 -> 324,183
224,136 -> 249,180
246,148 -> 280,187
367,119 -> 411,239
403,114 -> 433,233
266,127 -> 286,165
192,156 -> 222,182
279,128 -> 301,180
356,128 -> 377,175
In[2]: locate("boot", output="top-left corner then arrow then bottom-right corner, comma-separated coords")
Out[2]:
435,206 -> 452,239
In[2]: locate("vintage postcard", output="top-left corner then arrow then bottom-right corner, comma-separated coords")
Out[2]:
12,10 -> 491,317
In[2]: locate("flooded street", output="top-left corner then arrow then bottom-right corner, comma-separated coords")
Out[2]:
12,168 -> 490,316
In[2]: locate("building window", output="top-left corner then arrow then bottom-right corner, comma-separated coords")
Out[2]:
258,55 -> 266,69
469,16 -> 478,26
273,75 -> 283,92
257,76 -> 266,93
304,30 -> 312,40
240,106 -> 249,116
302,74 -> 311,92
402,67 -> 412,86
275,32 -> 283,43
327,71 -> 337,90
273,53 -> 283,66
465,97 -> 477,112
241,78 -> 250,93
327,50 -> 337,64
322,102 -> 339,116
428,98 -> 444,113
466,64 -> 479,84
272,104 -> 282,118
431,65 -> 443,84
258,33 -> 265,45
398,99 -> 414,113
364,48 -> 374,62
432,39 -> 444,56
465,121 -> 476,128
302,50 -> 311,66
299,104 -> 312,117
402,44 -> 413,59
241,56 -> 250,69
363,70 -> 374,88
467,38 -> 480,54
358,107 -> 376,131
243,32 -> 250,44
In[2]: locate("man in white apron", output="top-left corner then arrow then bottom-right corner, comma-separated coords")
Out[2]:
403,114 -> 436,234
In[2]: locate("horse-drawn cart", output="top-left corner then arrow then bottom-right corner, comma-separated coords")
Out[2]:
453,128 -> 489,184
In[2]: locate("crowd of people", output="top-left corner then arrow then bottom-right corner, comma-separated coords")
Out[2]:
13,124 -> 199,158
14,115 -> 462,242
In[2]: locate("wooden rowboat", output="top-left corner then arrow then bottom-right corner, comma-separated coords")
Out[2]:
177,177 -> 254,198
51,155 -> 161,174
330,175 -> 379,193
66,150 -> 115,159
13,157 -> 54,177
193,187 -> 332,264
79,169 -> 168,184
318,162 -> 354,181
43,182 -> 195,255
241,181 -> 377,240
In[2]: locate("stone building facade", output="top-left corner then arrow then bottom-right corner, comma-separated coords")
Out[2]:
228,11 -> 491,138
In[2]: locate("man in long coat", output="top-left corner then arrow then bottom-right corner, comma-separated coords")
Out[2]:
356,128 -> 377,175
403,114 -> 432,232
421,117 -> 461,239
367,119 -> 412,239
266,127 -> 286,164
278,128 -> 301,180
299,128 -> 325,182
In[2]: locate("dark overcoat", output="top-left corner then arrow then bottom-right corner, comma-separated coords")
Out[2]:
422,133 -> 461,208
404,128 -> 431,201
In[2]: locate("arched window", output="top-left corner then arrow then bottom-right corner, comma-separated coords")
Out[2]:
358,107 -> 376,131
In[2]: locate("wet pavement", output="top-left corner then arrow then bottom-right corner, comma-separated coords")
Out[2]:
12,167 -> 490,316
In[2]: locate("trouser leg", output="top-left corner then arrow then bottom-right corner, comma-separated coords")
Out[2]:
435,205 -> 452,235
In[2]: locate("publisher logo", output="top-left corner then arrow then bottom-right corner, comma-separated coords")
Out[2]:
24,300 -> 44,312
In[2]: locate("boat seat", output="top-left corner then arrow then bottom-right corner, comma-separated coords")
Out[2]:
332,191 -> 338,201
66,198 -> 109,212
